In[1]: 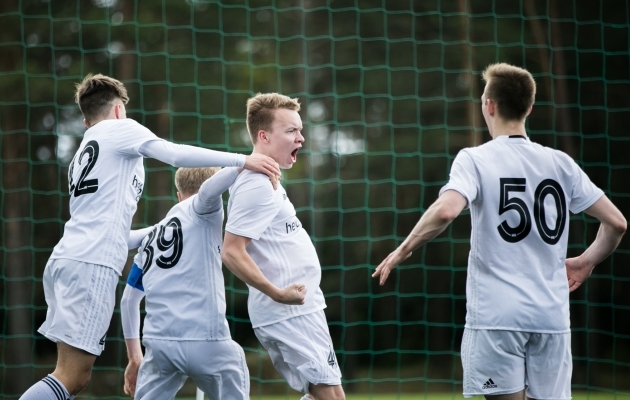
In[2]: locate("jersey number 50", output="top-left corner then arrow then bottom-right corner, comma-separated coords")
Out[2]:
142,217 -> 184,274
498,178 -> 567,244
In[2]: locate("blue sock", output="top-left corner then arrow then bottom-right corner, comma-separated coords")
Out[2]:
20,374 -> 73,400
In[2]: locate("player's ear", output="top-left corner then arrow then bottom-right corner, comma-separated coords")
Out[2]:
83,118 -> 91,128
258,130 -> 270,143
176,192 -> 183,202
525,105 -> 533,118
486,98 -> 496,116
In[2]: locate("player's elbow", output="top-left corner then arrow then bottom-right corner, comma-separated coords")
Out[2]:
221,246 -> 235,268
609,215 -> 627,236
436,204 -> 459,223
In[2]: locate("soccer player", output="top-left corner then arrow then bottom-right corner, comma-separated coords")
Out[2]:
221,93 -> 346,400
121,166 -> 252,400
20,74 -> 279,400
373,63 -> 626,400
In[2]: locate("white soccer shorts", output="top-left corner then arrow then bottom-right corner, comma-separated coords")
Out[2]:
461,328 -> 572,399
135,338 -> 249,400
38,259 -> 118,356
254,310 -> 342,394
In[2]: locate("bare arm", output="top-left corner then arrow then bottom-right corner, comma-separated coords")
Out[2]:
221,232 -> 306,305
372,190 -> 468,286
566,195 -> 626,292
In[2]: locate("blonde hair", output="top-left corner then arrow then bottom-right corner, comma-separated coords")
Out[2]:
482,63 -> 536,121
246,93 -> 300,143
174,167 -> 221,197
74,73 -> 129,124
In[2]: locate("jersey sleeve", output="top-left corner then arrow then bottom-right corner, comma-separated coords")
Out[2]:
126,260 -> 145,291
112,119 -> 163,158
193,167 -> 241,215
138,140 -> 246,168
439,149 -> 480,208
225,176 -> 280,240
120,283 -> 145,339
568,159 -> 604,214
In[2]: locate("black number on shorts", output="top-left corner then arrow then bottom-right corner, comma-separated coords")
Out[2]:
498,178 -> 531,243
141,217 -> 183,274
69,140 -> 100,197
497,178 -> 567,244
534,179 -> 567,245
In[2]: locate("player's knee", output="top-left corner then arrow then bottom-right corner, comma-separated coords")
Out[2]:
68,371 -> 92,395
311,387 -> 345,400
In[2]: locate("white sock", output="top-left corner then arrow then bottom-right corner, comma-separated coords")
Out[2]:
20,374 -> 72,400
300,396 -> 310,400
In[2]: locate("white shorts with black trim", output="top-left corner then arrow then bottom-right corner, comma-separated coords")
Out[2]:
38,259 -> 118,356
461,328 -> 572,400
254,310 -> 342,394
135,339 -> 249,400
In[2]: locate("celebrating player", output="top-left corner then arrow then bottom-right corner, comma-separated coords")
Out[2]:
221,93 -> 345,400
121,167 -> 250,400
20,74 -> 279,400
373,63 -> 626,400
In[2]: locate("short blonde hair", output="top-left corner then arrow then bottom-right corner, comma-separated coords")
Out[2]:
74,73 -> 129,124
482,63 -> 536,121
174,167 -> 221,197
246,93 -> 300,143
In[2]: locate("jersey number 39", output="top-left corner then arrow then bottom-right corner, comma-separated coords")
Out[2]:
498,178 -> 566,244
142,217 -> 184,274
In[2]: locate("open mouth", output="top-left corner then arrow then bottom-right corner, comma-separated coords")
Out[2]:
291,148 -> 299,162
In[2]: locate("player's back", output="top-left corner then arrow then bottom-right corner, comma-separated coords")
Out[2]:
138,196 -> 230,341
51,118 -> 159,273
442,136 -> 603,332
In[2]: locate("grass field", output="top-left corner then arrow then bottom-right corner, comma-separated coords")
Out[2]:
181,392 -> 630,400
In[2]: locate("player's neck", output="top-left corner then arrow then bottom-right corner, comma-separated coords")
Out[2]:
490,118 -> 527,139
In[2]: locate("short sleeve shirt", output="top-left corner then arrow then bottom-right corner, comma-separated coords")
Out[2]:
440,136 -> 603,333
225,170 -> 327,328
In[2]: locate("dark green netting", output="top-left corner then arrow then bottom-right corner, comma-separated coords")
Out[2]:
1,1 -> 629,399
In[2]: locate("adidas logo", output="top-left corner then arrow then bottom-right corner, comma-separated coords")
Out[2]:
327,350 -> 336,367
482,378 -> 497,389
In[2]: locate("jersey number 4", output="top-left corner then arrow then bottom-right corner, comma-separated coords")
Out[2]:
498,178 -> 567,244
142,217 -> 184,274
69,140 -> 99,197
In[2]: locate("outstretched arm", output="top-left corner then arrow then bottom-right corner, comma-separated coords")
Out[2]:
193,167 -> 241,215
222,232 -> 306,305
120,270 -> 145,398
138,141 -> 280,181
566,195 -> 626,292
373,190 -> 468,286
128,227 -> 153,250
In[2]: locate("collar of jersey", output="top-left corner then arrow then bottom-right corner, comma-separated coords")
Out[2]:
494,135 -> 530,143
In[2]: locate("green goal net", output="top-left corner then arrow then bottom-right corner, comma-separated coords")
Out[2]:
1,0 -> 629,399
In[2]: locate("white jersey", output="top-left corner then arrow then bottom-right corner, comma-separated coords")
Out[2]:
225,171 -> 327,328
440,135 -> 603,333
50,119 -> 160,273
128,190 -> 231,341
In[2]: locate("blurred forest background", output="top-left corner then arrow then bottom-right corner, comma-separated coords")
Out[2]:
1,0 -> 629,398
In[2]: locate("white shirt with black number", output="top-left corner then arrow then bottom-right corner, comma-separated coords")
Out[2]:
225,170 -> 327,329
137,195 -> 231,341
50,119 -> 160,274
440,135 -> 603,333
